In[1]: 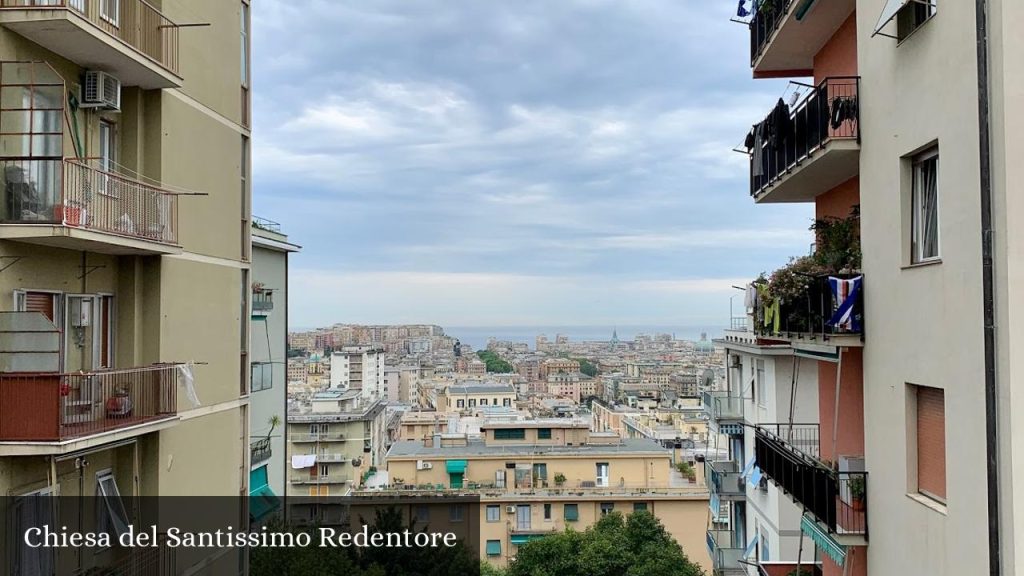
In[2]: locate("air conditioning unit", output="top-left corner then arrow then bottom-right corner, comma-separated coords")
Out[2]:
416,460 -> 433,470
81,71 -> 121,111
505,505 -> 516,514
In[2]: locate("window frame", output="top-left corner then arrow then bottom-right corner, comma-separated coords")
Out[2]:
96,469 -> 130,540
910,147 -> 940,264
896,0 -> 937,44
485,505 -> 500,522
563,503 -> 579,522
100,0 -> 121,27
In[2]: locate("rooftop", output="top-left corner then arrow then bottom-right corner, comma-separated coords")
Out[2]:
448,383 -> 516,395
386,437 -> 669,459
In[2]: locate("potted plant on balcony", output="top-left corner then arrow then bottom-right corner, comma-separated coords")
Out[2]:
849,476 -> 866,511
676,461 -> 696,482
554,472 -> 566,487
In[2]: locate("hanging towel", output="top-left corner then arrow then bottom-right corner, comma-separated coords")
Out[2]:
748,466 -> 764,488
744,536 -> 758,559
752,122 -> 766,177
291,454 -> 317,469
177,362 -> 200,407
827,275 -> 863,332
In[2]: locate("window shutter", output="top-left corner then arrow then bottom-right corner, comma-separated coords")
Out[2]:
24,292 -> 55,321
917,387 -> 946,500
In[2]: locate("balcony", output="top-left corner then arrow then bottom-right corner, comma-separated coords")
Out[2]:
706,529 -> 746,575
289,432 -> 347,443
755,425 -> 868,542
753,274 -> 864,346
290,474 -> 350,485
702,390 -> 744,425
0,364 -> 180,442
251,290 -> 274,318
705,459 -> 746,500
250,437 -> 271,466
0,159 -> 180,255
0,0 -> 180,89
748,77 -> 859,204
316,453 -> 351,463
758,563 -> 822,576
749,0 -> 856,77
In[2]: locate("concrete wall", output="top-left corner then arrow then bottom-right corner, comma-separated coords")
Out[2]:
857,0 -> 989,574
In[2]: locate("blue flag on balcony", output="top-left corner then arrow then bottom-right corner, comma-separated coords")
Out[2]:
827,275 -> 863,332
748,466 -> 763,488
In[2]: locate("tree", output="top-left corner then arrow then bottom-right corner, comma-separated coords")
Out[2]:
476,350 -> 514,373
573,358 -> 599,377
506,511 -> 705,576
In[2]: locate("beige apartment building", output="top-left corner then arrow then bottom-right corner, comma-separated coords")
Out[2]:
0,1 -> 253,572
286,394 -> 387,497
379,419 -> 711,571
737,0 -> 1023,575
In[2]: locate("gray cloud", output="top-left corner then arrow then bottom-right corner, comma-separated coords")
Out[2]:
252,0 -> 814,327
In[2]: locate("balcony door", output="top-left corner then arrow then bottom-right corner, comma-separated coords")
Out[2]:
596,462 -> 609,487
63,294 -> 113,372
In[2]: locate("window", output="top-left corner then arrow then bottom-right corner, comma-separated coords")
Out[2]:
537,428 -> 552,440
1,61 -> 64,224
251,362 -> 273,392
480,398 -> 488,406
415,505 -> 429,523
449,504 -> 464,522
913,385 -> 946,502
486,505 -> 500,522
755,360 -> 766,407
98,120 -> 116,196
13,488 -> 55,576
241,137 -> 250,259
319,464 -> 329,477
516,504 -> 531,530
494,428 -> 526,440
532,463 -> 547,482
100,0 -> 120,26
240,2 -> 250,87
760,532 -> 770,561
633,503 -> 647,513
62,294 -> 114,372
96,471 -> 130,539
468,398 -> 476,408
564,503 -> 578,522
456,399 -> 465,408
486,540 -> 501,556
495,470 -> 507,488
14,290 -> 59,323
600,502 -> 614,516
596,462 -> 609,487
911,147 -> 940,263
543,503 -> 551,521
503,398 -> 511,407
897,0 -> 936,42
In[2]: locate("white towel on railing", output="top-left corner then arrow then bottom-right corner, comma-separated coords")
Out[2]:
291,454 -> 317,469
177,362 -> 200,407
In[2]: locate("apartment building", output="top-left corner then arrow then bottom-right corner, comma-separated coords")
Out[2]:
0,1 -> 252,572
286,395 -> 387,496
539,357 -> 579,379
438,382 -> 516,412
397,409 -> 451,441
329,345 -> 385,401
706,329 -> 821,575
378,419 -> 711,571
248,217 -> 299,508
735,0 -> 1023,574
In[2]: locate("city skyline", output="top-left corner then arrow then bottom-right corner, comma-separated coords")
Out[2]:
252,0 -> 815,328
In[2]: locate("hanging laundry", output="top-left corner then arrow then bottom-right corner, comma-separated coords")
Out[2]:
831,96 -> 859,130
766,98 -> 794,151
737,0 -> 750,17
826,275 -> 863,332
751,121 -> 766,177
744,283 -> 757,310
291,454 -> 317,469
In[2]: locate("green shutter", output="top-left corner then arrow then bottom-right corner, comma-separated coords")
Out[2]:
537,428 -> 552,439
633,502 -> 647,512
564,503 -> 579,521
486,540 -> 501,556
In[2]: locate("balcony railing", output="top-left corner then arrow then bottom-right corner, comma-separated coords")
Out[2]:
0,159 -> 179,245
705,459 -> 745,499
0,0 -> 179,74
754,274 -> 864,340
356,480 -> 706,498
252,291 -> 274,315
749,0 -> 792,66
0,364 -> 180,441
250,437 -> 271,465
702,390 -> 744,422
749,77 -> 860,198
758,423 -> 821,460
289,432 -> 347,443
290,474 -> 350,485
755,426 -> 868,538
706,529 -> 745,575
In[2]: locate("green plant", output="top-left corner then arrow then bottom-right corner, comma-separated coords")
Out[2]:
786,569 -> 814,576
675,461 -> 695,478
266,414 -> 281,441
848,476 -> 866,500
554,473 -> 566,486
811,205 -> 861,273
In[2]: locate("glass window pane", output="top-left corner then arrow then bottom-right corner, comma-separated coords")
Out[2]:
32,110 -> 61,134
1,62 -> 34,85
1,86 -> 30,110
33,85 -> 63,109
0,110 -> 29,134
0,134 -> 28,156
31,135 -> 61,156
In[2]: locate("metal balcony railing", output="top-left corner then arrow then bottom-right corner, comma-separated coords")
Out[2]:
290,474 -> 350,485
1,159 -> 179,245
252,291 -> 274,313
702,390 -> 744,422
250,437 -> 271,465
755,426 -> 868,538
757,423 -> 821,459
289,432 -> 347,443
706,529 -> 745,574
0,0 -> 179,74
754,274 -> 864,340
749,0 -> 792,66
749,77 -> 860,198
0,364 -> 180,441
705,459 -> 745,499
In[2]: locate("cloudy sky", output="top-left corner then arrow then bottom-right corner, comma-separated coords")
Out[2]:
252,0 -> 813,329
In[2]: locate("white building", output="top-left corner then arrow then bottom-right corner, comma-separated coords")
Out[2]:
330,346 -> 386,402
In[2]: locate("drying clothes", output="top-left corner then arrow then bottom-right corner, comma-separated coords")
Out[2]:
744,127 -> 755,150
737,0 -> 750,17
756,284 -> 780,333
831,96 -> 859,130
291,454 -> 317,469
826,275 -> 863,332
765,98 -> 794,151
751,122 -> 766,177
744,284 -> 757,310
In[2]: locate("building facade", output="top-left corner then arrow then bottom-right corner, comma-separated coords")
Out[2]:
329,345 -> 385,401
